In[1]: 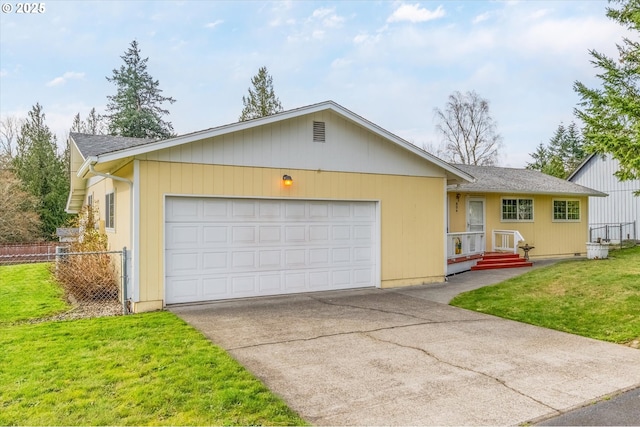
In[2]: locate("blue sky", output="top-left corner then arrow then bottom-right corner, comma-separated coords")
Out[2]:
0,1 -> 626,167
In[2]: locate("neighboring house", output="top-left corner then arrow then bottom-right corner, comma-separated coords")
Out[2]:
65,101 -> 474,312
446,165 -> 606,273
567,153 -> 640,242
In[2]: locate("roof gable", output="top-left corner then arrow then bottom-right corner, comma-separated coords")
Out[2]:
450,164 -> 606,197
72,101 -> 473,184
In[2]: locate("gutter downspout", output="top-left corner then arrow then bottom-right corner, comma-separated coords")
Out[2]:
88,163 -> 134,312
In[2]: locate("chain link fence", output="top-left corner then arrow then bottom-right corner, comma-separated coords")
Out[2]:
589,221 -> 638,248
0,245 -> 129,319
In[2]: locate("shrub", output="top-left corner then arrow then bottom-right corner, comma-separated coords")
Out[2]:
54,205 -> 119,302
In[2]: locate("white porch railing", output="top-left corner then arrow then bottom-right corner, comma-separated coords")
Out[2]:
447,232 -> 485,259
492,229 -> 525,253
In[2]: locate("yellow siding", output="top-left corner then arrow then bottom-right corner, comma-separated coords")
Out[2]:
449,192 -> 589,258
85,162 -> 134,253
137,161 -> 446,305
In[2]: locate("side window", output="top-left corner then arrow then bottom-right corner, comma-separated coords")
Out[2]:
105,191 -> 115,229
553,200 -> 580,221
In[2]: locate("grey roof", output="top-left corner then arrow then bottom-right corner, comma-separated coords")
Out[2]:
449,164 -> 607,197
70,132 -> 155,158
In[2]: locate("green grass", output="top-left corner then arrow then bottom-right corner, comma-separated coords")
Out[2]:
451,246 -> 640,344
0,264 -> 307,426
0,263 -> 70,324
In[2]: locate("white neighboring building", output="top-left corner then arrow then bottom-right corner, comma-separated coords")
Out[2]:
568,154 -> 640,242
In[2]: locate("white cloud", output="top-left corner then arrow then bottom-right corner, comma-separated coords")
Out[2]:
387,4 -> 445,23
0,69 -> 7,78
46,71 -> 84,87
473,12 -> 491,24
311,7 -> 344,28
205,19 -> 223,29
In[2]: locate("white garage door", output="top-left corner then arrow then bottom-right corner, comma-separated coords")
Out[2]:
165,197 -> 378,304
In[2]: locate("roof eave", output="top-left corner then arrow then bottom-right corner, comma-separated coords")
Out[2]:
85,100 -> 475,184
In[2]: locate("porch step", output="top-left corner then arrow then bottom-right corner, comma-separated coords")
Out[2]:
471,253 -> 532,271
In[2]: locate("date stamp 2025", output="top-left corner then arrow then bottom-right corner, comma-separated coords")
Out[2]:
1,3 -> 46,13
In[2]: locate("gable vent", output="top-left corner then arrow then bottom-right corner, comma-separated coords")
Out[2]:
313,121 -> 326,143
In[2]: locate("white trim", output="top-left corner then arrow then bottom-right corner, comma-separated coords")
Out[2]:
105,190 -> 116,231
552,198 -> 582,222
500,196 -> 535,223
466,197 -> 486,233
132,159 -> 141,302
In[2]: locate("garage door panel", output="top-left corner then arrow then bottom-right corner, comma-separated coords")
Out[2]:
232,226 -> 256,243
203,199 -> 228,218
167,277 -> 199,303
259,250 -> 282,268
167,225 -> 200,246
232,200 -> 257,218
167,252 -> 199,272
259,274 -> 282,292
166,197 -> 377,304
203,226 -> 228,243
232,276 -> 257,294
284,272 -> 307,290
202,252 -> 228,269
202,277 -> 228,297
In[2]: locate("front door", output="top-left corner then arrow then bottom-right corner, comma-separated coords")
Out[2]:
467,198 -> 485,233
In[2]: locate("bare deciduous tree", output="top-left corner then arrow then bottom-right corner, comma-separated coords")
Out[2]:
1,116 -> 24,158
434,90 -> 502,165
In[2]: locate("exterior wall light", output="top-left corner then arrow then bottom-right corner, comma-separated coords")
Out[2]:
282,174 -> 293,186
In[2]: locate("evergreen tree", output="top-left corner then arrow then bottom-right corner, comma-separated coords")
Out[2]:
239,66 -> 283,121
526,122 -> 586,178
13,103 -> 69,239
71,108 -> 104,135
106,40 -> 176,139
574,0 -> 640,183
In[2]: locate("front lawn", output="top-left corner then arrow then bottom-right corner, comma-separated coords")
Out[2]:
451,246 -> 640,344
0,264 -> 306,426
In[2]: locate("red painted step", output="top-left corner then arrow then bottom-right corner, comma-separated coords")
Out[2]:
471,252 -> 533,270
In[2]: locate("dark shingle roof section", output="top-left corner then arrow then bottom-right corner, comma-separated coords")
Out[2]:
449,164 -> 607,197
70,132 -> 155,158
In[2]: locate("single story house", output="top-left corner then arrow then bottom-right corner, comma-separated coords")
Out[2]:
445,164 -> 606,273
66,101 -> 475,312
567,153 -> 639,242
65,101 -> 605,312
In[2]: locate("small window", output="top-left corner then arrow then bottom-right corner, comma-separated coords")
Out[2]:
87,193 -> 93,208
553,200 -> 580,221
502,198 -> 533,221
313,121 -> 326,143
105,191 -> 115,229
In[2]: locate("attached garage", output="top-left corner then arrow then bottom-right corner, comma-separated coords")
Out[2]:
67,101 -> 473,312
165,197 -> 379,303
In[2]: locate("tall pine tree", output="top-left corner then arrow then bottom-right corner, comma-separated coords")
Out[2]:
13,103 -> 69,239
574,0 -> 640,183
106,40 -> 176,139
526,122 -> 586,178
239,66 -> 283,121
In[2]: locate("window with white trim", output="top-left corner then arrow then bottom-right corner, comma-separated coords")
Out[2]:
105,191 -> 115,229
553,199 -> 580,221
501,198 -> 533,221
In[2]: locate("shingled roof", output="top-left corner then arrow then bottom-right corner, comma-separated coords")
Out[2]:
70,132 -> 155,158
449,164 -> 607,197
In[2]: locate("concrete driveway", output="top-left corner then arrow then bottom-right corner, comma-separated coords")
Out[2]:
171,284 -> 640,426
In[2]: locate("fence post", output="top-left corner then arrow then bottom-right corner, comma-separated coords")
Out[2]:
122,247 -> 128,315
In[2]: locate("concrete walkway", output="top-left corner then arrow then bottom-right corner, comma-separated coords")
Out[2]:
171,261 -> 640,426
